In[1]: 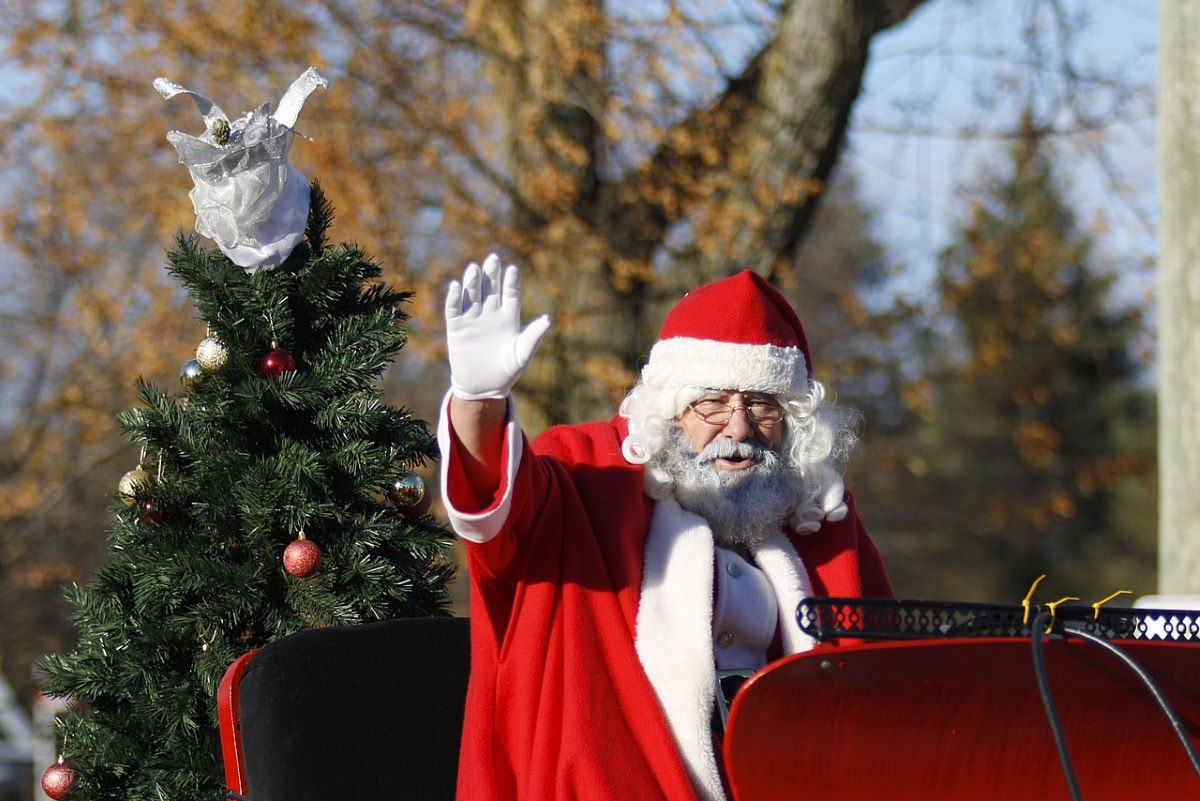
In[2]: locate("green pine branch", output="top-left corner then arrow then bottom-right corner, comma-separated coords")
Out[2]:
40,182 -> 454,800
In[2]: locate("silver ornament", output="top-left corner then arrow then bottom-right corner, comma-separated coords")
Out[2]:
196,336 -> 229,373
180,359 -> 205,392
388,472 -> 425,508
118,467 -> 152,506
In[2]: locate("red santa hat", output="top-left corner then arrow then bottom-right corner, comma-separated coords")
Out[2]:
641,270 -> 813,396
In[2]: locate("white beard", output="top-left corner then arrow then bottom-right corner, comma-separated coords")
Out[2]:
655,428 -> 807,547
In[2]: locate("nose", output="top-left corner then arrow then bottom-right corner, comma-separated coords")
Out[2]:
720,405 -> 754,440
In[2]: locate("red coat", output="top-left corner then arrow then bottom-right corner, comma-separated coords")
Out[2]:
439,406 -> 893,801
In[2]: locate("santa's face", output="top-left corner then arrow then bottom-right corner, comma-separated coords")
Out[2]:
676,391 -> 786,470
659,396 -> 803,546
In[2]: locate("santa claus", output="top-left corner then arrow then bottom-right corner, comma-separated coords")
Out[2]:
438,255 -> 893,801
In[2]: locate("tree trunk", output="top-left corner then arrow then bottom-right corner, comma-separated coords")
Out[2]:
470,0 -> 896,424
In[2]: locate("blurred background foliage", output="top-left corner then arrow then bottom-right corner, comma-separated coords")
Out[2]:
0,0 -> 1156,709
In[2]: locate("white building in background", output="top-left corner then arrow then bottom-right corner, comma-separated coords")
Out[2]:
0,672 -> 32,801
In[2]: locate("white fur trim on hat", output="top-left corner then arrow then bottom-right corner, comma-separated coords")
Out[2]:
643,337 -> 806,396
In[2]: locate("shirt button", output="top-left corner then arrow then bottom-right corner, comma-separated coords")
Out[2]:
716,631 -> 735,648
726,562 -> 743,578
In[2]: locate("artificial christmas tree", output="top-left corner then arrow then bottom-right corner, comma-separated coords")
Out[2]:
38,70 -> 454,800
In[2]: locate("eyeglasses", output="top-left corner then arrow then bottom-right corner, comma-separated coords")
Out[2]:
686,396 -> 785,426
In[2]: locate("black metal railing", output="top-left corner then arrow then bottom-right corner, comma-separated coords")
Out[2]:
798,598 -> 1200,643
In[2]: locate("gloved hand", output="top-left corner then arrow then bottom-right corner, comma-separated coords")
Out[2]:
445,254 -> 551,401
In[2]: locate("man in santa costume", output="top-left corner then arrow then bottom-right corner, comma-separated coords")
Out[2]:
438,254 -> 893,801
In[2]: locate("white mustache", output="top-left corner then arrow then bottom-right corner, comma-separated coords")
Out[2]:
696,438 -> 767,464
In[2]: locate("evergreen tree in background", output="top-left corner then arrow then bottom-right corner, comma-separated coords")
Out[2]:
37,185 -> 454,801
782,171 -> 934,597
785,171 -> 899,405
913,116 -> 1155,599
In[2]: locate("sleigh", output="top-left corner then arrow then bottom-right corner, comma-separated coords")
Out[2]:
215,602 -> 1200,800
721,599 -> 1200,801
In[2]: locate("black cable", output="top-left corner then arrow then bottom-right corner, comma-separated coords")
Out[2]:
1031,610 -> 1085,801
1062,622 -> 1200,781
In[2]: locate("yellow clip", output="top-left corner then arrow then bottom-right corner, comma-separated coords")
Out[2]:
1043,596 -> 1080,633
1091,589 -> 1132,620
1022,574 -> 1047,625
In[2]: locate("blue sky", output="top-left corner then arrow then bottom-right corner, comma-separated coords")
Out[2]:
847,0 -> 1156,306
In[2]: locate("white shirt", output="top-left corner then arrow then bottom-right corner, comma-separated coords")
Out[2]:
712,546 -> 779,670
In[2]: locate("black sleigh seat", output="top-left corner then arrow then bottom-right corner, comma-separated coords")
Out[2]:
218,616 -> 471,801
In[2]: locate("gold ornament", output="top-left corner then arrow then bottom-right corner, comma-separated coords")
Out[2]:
118,466 -> 152,506
195,336 -> 229,373
180,359 -> 205,392
212,117 -> 231,146
388,472 -> 426,508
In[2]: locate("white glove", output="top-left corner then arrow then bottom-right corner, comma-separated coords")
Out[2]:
445,254 -> 551,401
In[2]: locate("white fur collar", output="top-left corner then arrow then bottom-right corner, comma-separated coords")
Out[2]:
752,529 -> 817,653
635,498 -> 816,801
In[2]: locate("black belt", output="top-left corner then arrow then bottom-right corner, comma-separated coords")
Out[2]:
712,669 -> 754,734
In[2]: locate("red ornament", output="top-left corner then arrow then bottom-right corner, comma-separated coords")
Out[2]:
41,761 -> 77,799
137,499 -> 162,524
259,346 -> 296,377
283,536 -> 322,577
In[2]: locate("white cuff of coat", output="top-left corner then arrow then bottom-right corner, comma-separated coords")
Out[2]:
436,390 -> 523,544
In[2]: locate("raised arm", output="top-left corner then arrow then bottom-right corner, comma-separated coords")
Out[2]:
444,254 -> 550,500
447,396 -> 508,499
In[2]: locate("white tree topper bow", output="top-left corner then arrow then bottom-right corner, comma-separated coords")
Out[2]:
154,68 -> 329,271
